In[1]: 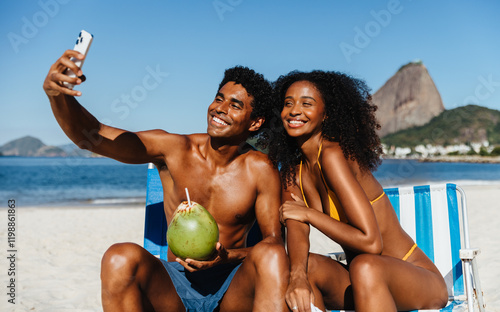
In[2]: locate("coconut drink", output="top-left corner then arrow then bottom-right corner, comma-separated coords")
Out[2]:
167,196 -> 219,260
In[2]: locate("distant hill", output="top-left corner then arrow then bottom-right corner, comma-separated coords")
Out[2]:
0,136 -> 50,156
58,143 -> 94,157
0,136 -> 92,157
381,105 -> 500,147
373,61 -> 445,137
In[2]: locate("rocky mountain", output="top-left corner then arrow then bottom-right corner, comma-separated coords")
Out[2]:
373,60 -> 445,137
381,105 -> 500,147
0,136 -> 92,157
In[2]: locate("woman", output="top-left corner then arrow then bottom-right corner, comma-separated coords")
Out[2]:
267,70 -> 448,312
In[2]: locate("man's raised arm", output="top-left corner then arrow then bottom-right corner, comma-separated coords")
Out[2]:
43,50 -> 166,164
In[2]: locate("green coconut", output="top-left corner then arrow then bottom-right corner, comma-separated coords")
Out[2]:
167,201 -> 219,260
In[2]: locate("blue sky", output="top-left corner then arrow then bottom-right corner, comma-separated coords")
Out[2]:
1,0 -> 499,146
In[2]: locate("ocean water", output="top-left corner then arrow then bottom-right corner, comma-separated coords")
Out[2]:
0,157 -> 147,206
1,157 -> 500,207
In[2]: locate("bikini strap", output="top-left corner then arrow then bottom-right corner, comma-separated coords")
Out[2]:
317,141 -> 323,164
299,141 -> 324,209
370,191 -> 386,205
402,243 -> 418,261
299,160 -> 309,208
316,142 -> 329,189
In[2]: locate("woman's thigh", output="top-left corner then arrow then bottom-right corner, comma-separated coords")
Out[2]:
349,253 -> 448,311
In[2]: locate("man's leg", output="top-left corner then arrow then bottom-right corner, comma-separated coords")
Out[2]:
100,242 -> 185,312
219,241 -> 289,312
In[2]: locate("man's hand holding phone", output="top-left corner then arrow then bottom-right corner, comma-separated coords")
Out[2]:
43,30 -> 93,97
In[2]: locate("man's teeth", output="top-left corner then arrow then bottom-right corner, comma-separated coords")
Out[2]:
213,116 -> 229,125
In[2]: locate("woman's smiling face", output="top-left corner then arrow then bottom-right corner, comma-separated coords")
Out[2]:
281,80 -> 326,138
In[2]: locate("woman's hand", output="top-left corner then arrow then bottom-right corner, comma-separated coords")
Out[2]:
176,242 -> 229,272
280,193 -> 311,225
43,50 -> 85,97
286,273 -> 316,312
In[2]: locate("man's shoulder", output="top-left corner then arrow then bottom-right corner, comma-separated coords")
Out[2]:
152,133 -> 209,170
147,131 -> 208,165
242,149 -> 276,172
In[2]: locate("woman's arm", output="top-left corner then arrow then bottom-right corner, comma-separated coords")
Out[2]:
315,142 -> 382,254
282,185 -> 317,311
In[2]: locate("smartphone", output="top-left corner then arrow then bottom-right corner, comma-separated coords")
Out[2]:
63,30 -> 93,89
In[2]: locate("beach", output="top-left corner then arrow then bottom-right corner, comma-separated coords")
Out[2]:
1,184 -> 499,311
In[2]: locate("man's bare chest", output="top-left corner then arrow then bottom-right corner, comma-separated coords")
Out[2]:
159,161 -> 257,226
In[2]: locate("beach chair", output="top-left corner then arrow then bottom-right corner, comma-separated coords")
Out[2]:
143,163 -> 169,259
329,184 -> 485,312
143,163 -> 262,261
143,163 -> 484,312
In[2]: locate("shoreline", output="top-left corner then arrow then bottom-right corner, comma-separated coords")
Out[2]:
8,197 -> 146,209
421,155 -> 500,163
383,155 -> 500,163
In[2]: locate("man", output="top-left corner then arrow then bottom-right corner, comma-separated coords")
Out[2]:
43,50 -> 289,311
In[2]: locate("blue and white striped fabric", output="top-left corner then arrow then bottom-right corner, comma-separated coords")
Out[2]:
331,183 -> 468,312
386,184 -> 465,311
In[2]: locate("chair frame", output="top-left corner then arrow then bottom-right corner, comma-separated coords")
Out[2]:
456,186 -> 485,312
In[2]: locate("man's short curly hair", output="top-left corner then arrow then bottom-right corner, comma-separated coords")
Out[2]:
218,66 -> 274,143
266,70 -> 383,187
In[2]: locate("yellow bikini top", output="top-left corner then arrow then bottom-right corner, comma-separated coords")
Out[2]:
299,143 -> 347,222
299,142 -> 385,223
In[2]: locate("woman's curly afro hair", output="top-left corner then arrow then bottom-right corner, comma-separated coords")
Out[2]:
218,66 -> 274,144
266,70 -> 383,187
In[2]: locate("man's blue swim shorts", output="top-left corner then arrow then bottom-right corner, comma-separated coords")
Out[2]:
161,260 -> 242,312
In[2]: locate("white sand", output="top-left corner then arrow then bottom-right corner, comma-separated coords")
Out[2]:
0,184 -> 498,311
463,185 -> 500,312
1,205 -> 144,312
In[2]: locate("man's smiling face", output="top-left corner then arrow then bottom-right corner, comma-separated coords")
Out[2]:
207,81 -> 257,141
